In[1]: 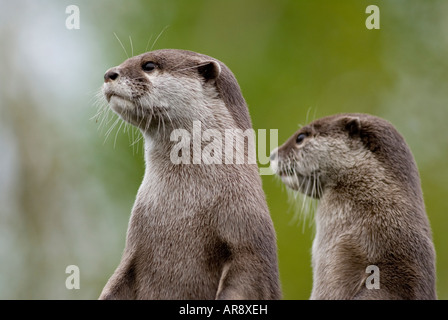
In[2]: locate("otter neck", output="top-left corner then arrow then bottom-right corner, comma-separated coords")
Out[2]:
316,175 -> 419,231
140,97 -> 241,170
141,121 -> 236,177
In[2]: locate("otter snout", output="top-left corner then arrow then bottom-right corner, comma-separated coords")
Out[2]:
104,67 -> 120,83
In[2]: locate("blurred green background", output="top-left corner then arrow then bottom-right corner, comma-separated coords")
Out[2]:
0,0 -> 447,299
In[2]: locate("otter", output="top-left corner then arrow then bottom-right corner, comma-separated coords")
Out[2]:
270,113 -> 436,299
98,49 -> 281,299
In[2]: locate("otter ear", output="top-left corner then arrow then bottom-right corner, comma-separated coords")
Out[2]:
198,60 -> 221,82
344,116 -> 361,137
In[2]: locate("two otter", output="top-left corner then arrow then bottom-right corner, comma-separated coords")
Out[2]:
271,113 -> 437,299
99,49 -> 281,299
99,49 -> 436,300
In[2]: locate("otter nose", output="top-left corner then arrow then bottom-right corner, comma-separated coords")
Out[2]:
104,68 -> 119,83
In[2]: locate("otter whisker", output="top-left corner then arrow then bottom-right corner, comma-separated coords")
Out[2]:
280,154 -> 318,230
91,89 -> 111,129
162,107 -> 174,131
301,176 -> 310,219
91,106 -> 106,123
293,170 -> 304,226
130,127 -> 144,149
143,104 -> 153,135
129,121 -> 135,154
160,110 -> 167,134
135,100 -> 146,128
101,109 -> 116,133
114,32 -> 129,59
305,106 -> 314,125
129,35 -> 134,57
170,57 -> 191,72
104,116 -> 120,145
156,109 -> 162,134
114,117 -> 125,148
144,34 -> 154,53
150,25 -> 169,51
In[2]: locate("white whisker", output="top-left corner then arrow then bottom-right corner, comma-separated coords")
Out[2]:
104,117 -> 120,145
145,34 -> 154,53
150,25 -> 169,51
114,118 -> 125,148
276,155 -> 319,232
114,32 -> 129,59
129,35 -> 134,57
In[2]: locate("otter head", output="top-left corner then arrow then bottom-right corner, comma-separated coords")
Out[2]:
270,113 -> 420,200
102,49 -> 251,135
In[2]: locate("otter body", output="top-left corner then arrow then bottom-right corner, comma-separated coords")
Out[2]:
99,49 -> 281,300
271,113 -> 436,299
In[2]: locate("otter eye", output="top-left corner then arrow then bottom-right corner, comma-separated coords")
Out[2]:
296,133 -> 307,145
142,62 -> 156,72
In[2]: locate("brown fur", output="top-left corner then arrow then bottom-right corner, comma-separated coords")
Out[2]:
99,49 -> 281,300
272,113 -> 436,300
